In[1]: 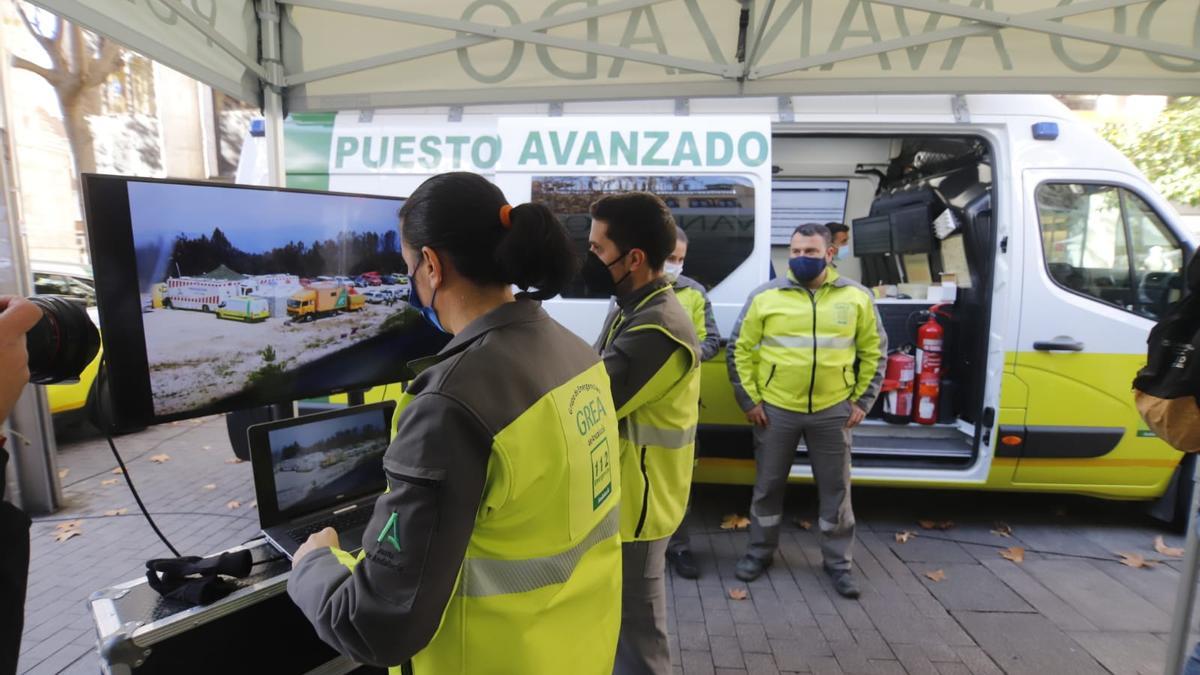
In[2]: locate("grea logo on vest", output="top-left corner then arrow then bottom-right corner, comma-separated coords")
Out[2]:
568,382 -> 613,511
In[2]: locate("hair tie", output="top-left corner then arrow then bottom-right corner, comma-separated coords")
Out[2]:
499,204 -> 513,228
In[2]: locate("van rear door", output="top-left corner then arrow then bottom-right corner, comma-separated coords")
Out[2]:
1013,169 -> 1187,494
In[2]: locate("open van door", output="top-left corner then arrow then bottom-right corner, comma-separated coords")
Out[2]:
1013,169 -> 1188,495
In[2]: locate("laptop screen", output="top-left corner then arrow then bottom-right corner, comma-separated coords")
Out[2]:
263,406 -> 392,519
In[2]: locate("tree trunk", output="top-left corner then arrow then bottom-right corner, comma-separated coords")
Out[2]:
60,94 -> 95,176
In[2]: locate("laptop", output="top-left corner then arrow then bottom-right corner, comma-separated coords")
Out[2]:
248,401 -> 396,559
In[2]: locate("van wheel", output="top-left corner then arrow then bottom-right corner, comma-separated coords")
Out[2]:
202,304 -> 210,313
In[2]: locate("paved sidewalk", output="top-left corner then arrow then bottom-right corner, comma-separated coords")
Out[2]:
16,417 -> 1200,674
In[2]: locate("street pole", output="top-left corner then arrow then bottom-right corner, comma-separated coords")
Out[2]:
1166,460 -> 1200,675
0,20 -> 60,514
258,0 -> 285,189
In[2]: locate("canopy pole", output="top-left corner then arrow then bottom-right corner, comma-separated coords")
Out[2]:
1166,460 -> 1200,675
258,0 -> 286,188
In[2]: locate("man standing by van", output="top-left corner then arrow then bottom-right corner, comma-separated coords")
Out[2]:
727,223 -> 886,598
663,226 -> 719,580
584,193 -> 701,674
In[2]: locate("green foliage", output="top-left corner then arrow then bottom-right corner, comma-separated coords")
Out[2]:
1101,97 -> 1200,207
259,345 -> 276,363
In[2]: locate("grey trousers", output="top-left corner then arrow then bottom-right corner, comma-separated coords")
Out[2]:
667,493 -> 691,554
747,400 -> 856,571
614,538 -> 671,675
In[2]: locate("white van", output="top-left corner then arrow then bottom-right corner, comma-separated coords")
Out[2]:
239,94 -> 1195,519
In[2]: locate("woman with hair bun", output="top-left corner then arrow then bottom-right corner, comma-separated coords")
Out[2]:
289,172 -> 622,674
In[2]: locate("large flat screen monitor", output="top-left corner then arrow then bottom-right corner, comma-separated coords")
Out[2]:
83,174 -> 449,431
851,215 -> 892,256
890,204 -> 935,254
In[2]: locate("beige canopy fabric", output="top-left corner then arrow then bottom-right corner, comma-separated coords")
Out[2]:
26,0 -> 1200,111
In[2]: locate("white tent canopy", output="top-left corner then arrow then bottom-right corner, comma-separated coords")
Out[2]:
27,0 -> 1200,113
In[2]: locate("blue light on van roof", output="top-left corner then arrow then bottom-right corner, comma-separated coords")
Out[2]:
249,118 -> 266,137
1032,122 -> 1059,141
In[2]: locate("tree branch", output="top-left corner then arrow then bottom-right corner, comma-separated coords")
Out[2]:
15,2 -> 67,74
82,38 -> 122,87
11,54 -> 61,86
14,2 -> 51,54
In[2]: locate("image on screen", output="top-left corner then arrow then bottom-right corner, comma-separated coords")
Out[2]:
268,408 -> 389,514
532,175 -> 755,296
125,181 -> 429,417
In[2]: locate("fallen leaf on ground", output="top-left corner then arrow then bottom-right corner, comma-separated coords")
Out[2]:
202,484 -> 217,491
924,569 -> 947,582
203,445 -> 212,450
895,531 -> 917,544
791,517 -> 812,530
101,478 -> 119,487
58,469 -> 69,479
720,514 -> 751,530
54,528 -> 81,543
918,520 -> 954,530
149,454 -> 171,464
1155,536 -> 1184,558
1000,546 -> 1025,564
991,522 -> 1013,538
111,468 -> 124,475
226,500 -> 241,510
1118,552 -> 1156,569
104,509 -> 128,516
225,457 -> 245,464
728,588 -> 749,600
55,520 -> 83,531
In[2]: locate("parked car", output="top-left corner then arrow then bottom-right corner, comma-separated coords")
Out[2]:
390,276 -> 412,300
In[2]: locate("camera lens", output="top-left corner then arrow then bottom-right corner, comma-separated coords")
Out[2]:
25,295 -> 101,385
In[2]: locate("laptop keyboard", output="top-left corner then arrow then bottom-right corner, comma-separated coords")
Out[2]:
288,507 -> 373,543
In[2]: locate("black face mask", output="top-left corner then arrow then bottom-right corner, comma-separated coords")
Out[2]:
582,250 -> 630,297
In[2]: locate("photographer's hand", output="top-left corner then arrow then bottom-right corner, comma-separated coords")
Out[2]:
0,297 -> 44,424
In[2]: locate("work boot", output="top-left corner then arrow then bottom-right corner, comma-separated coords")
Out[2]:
667,549 -> 700,579
735,555 -> 772,582
825,566 -> 861,599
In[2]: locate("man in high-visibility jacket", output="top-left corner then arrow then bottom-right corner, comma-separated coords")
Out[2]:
583,193 -> 701,675
662,226 -> 719,580
726,223 -> 886,598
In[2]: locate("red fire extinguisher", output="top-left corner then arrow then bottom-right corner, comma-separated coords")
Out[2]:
916,303 -> 951,376
882,350 -> 915,424
914,304 -> 951,425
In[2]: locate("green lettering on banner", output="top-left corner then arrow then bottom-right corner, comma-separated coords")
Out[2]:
536,0 -> 599,80
335,137 -> 359,169
578,131 -> 604,165
707,132 -> 732,166
362,136 -> 388,169
610,131 -> 637,165
609,6 -> 672,78
673,131 -> 701,166
941,0 -> 1013,71
391,136 -> 415,169
642,131 -> 669,166
550,131 -> 579,165
738,132 -> 769,167
445,136 -> 470,168
419,137 -> 443,169
472,136 -> 501,169
823,0 -> 891,71
520,132 -> 547,165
